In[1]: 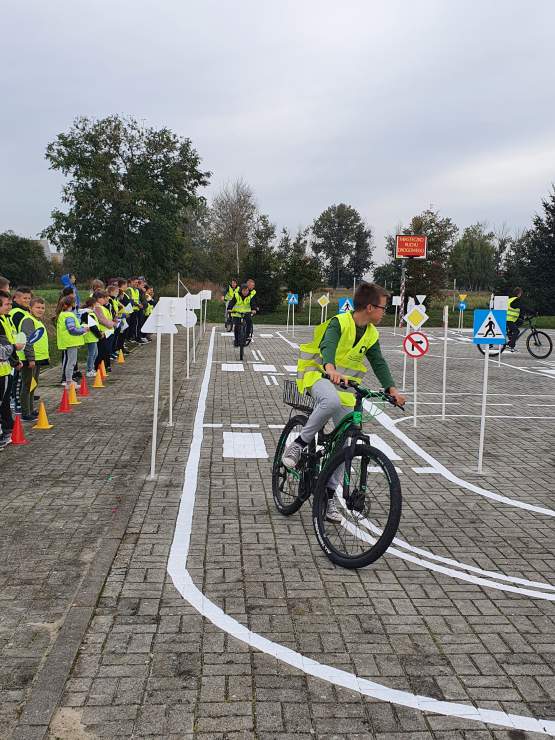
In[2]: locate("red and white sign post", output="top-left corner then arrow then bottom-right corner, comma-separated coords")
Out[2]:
396,235 -> 427,325
402,331 -> 429,427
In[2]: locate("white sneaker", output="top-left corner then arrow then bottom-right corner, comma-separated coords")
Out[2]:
282,440 -> 304,469
86,370 -> 96,377
325,498 -> 342,523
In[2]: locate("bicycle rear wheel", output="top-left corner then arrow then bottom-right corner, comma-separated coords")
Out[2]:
527,330 -> 553,359
272,415 -> 310,515
312,444 -> 401,569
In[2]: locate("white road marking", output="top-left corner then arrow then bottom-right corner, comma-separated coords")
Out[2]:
395,414 -> 555,422
263,375 -> 270,386
369,434 -> 402,461
220,332 -> 234,336
223,432 -> 268,458
259,333 -> 274,338
251,349 -> 260,361
412,466 -> 439,474
284,365 -> 297,373
231,423 -> 260,428
221,363 -> 244,372
270,376 -> 278,386
203,423 -> 223,428
253,364 -> 277,372
268,424 -> 284,429
167,329 -> 555,736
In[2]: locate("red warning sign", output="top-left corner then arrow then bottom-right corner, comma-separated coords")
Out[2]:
402,331 -> 429,358
395,235 -> 427,259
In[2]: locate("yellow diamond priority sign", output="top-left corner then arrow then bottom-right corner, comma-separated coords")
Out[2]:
317,295 -> 330,308
403,305 -> 429,330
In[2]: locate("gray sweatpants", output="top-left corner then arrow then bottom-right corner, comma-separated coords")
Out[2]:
300,378 -> 350,490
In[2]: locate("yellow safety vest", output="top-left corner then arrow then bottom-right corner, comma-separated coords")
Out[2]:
230,294 -> 253,316
296,312 -> 379,408
9,305 -> 31,331
126,287 -> 140,311
0,314 -> 16,377
507,296 -> 520,322
56,311 -> 85,350
82,311 -> 100,344
17,315 -> 49,361
225,285 -> 239,301
144,301 -> 153,317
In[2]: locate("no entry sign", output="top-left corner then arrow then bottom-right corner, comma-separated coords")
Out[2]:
395,235 -> 427,259
403,331 -> 429,358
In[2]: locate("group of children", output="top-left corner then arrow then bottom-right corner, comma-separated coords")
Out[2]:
0,273 -> 155,448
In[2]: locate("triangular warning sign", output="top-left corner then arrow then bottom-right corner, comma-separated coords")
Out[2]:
475,311 -> 504,339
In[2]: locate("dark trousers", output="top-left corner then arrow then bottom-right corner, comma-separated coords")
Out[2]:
127,312 -> 139,341
507,320 -> 521,348
95,337 -> 111,371
0,374 -> 14,432
20,365 -> 40,416
233,315 -> 253,343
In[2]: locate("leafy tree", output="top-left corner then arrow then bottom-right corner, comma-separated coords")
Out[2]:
278,228 -> 323,301
209,179 -> 257,279
373,262 -> 401,294
448,223 -> 496,290
312,204 -> 369,288
42,115 -> 210,282
0,231 -> 51,285
242,215 -> 282,312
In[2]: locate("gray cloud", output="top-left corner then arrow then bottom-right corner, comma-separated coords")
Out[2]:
1,0 -> 554,264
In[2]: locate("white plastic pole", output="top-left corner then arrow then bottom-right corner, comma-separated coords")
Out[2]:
177,272 -> 180,298
441,306 -> 448,421
452,279 -> 456,312
168,332 -> 174,427
401,322 -> 408,391
393,306 -> 398,336
186,324 -> 190,379
308,292 -> 312,327
286,302 -> 290,333
292,303 -> 295,336
149,328 -> 162,479
353,277 -> 356,297
477,345 -> 490,473
413,358 -> 418,428
320,305 -> 324,323
192,314 -> 196,363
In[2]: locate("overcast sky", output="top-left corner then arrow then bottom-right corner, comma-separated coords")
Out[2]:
1,0 -> 554,265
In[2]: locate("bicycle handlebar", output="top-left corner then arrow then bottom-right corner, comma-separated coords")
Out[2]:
321,374 -> 404,409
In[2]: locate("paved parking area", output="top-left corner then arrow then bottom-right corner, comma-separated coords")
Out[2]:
3,323 -> 555,739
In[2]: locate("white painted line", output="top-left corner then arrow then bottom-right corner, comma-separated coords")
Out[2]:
366,401 -> 555,518
221,363 -> 244,372
259,333 -> 274,338
253,364 -> 277,372
263,375 -> 270,386
223,432 -> 268,458
166,336 -> 555,736
268,424 -> 284,429
412,466 -> 440,474
203,423 -> 223,428
231,423 -> 260,428
220,332 -> 234,336
369,434 -> 402,461
276,330 -> 298,348
395,414 -> 555,423
472,402 -> 512,406
257,351 -> 266,361
284,365 -> 297,373
251,349 -> 260,361
528,404 -> 555,407
271,376 -> 278,386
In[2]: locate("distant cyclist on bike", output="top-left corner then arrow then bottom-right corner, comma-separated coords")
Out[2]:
506,287 -> 523,351
224,278 -> 239,303
228,283 -> 258,347
282,283 -> 405,519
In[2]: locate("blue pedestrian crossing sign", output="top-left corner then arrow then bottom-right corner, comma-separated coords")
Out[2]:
287,293 -> 299,305
472,309 -> 506,345
458,301 -> 467,311
338,297 -> 354,313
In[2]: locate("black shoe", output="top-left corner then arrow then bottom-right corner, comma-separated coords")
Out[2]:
22,415 -> 34,421
32,410 -> 39,418
34,395 -> 40,401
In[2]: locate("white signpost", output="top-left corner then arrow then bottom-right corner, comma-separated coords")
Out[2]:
185,293 -> 201,363
441,306 -> 449,420
401,305 -> 429,394
200,289 -> 212,334
391,295 -> 401,335
308,291 -> 312,327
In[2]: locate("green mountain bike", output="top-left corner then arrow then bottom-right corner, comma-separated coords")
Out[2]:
272,376 -> 403,569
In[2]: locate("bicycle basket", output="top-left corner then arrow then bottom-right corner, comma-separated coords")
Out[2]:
283,380 -> 315,413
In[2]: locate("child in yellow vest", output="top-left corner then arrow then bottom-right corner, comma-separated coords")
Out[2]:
80,297 -> 102,377
18,297 -> 49,421
55,295 -> 89,386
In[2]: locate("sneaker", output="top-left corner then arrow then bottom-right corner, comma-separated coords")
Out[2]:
0,433 -> 12,447
32,410 -> 39,418
282,440 -> 304,469
139,337 -> 149,344
325,497 -> 342,523
508,347 -> 518,353
22,414 -> 35,422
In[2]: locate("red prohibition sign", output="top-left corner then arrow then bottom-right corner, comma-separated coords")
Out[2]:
403,331 -> 429,358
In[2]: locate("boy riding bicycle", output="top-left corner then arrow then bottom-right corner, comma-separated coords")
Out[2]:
228,283 -> 258,346
282,282 -> 405,521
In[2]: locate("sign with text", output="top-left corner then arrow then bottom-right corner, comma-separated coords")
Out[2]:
395,234 -> 427,259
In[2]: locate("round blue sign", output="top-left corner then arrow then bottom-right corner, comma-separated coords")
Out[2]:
458,301 -> 467,311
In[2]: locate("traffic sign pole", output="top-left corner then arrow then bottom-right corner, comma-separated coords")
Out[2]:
308,291 -> 312,327
393,305 -> 398,336
413,356 -> 417,428
477,345 -> 490,474
401,322 -> 408,391
441,305 -> 448,421
292,302 -> 295,336
286,302 -> 290,333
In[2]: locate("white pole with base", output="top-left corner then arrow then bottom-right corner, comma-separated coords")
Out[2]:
186,323 -> 190,379
441,305 -> 448,421
477,345 -> 490,474
393,305 -> 398,336
167,304 -> 175,428
286,302 -> 290,333
401,322 -> 409,391
149,319 -> 162,480
413,358 -> 418,428
308,292 -> 312,327
292,302 -> 295,336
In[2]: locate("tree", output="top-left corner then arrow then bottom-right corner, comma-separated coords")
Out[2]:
0,231 -> 51,285
242,215 -> 282,312
278,228 -> 323,301
209,179 -> 257,279
373,262 -> 401,293
311,204 -> 369,287
448,223 -> 496,290
42,115 -> 210,282
493,223 -> 512,276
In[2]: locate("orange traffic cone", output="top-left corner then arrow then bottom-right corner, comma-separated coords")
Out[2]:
92,369 -> 104,388
117,349 -> 125,364
68,382 -> 81,405
78,374 -> 90,397
99,360 -> 107,380
58,386 -> 71,413
33,401 -> 53,430
11,414 -> 29,445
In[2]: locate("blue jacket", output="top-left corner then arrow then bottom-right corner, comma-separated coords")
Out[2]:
61,274 -> 80,309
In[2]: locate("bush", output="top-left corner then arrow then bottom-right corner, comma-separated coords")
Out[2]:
0,231 -> 51,285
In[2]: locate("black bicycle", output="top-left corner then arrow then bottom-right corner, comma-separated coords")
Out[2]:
477,312 -> 553,359
234,311 -> 253,360
224,301 -> 233,332
272,375 -> 403,569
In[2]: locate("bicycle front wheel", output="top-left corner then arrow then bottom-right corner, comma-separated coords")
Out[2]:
272,415 -> 310,515
312,444 -> 401,569
239,322 -> 246,360
527,330 -> 553,359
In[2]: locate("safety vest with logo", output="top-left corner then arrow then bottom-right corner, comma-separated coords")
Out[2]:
9,305 -> 31,332
296,312 -> 379,408
81,310 -> 100,344
230,294 -> 254,317
507,296 -> 520,322
17,315 -> 49,361
56,311 -> 85,349
0,314 -> 16,377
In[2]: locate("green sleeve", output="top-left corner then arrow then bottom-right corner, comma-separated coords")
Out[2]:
320,317 -> 342,367
366,341 -> 395,390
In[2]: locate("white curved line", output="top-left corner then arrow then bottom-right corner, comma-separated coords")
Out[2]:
167,328 -> 555,736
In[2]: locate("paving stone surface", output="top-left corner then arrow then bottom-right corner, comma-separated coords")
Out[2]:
2,322 -> 555,739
